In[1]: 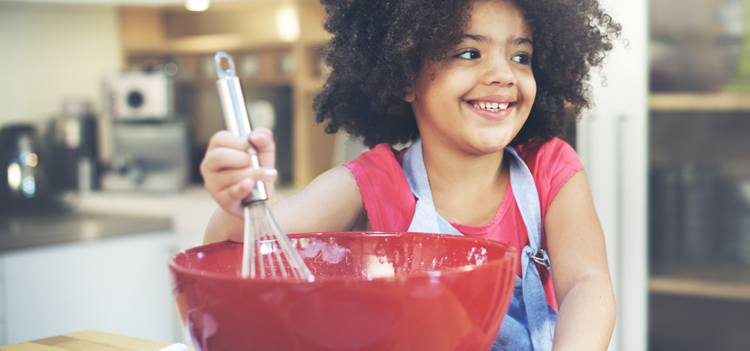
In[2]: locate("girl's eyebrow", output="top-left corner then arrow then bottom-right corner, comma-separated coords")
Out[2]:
461,34 -> 534,46
514,38 -> 533,46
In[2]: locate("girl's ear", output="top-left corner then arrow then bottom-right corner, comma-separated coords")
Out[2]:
404,86 -> 416,103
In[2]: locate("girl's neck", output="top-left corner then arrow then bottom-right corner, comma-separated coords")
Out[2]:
422,140 -> 505,183
420,138 -> 510,226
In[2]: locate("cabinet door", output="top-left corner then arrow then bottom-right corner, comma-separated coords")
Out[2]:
647,0 -> 750,349
1,231 -> 177,345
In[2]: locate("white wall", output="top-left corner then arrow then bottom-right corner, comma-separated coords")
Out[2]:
577,0 -> 649,350
0,1 -> 121,134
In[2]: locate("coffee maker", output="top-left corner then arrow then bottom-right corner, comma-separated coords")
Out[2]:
0,124 -> 50,210
46,99 -> 100,192
102,72 -> 190,192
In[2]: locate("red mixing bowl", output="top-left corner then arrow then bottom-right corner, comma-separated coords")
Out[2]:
169,232 -> 517,351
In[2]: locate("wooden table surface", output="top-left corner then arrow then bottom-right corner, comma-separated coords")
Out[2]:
0,330 -> 189,351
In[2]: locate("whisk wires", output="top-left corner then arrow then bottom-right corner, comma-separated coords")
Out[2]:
242,201 -> 313,280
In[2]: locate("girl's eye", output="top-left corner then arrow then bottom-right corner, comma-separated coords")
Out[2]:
511,53 -> 531,65
456,50 -> 480,60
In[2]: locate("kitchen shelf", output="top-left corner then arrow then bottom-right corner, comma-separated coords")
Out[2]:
298,77 -> 326,94
125,37 -> 330,60
650,277 -> 750,302
125,34 -> 295,57
121,2 -> 330,58
649,265 -> 750,302
188,77 -> 293,88
650,93 -> 750,112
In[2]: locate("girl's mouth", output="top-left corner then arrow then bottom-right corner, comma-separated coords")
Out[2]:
467,100 -> 516,112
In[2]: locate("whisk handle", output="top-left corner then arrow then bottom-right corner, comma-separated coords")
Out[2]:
215,51 -> 268,204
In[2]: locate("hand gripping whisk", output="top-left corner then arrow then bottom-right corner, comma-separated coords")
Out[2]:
214,51 -> 313,281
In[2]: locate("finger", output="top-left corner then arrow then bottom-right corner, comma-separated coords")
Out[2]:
207,130 -> 251,152
248,127 -> 276,169
229,170 -> 279,199
201,146 -> 253,174
210,179 -> 253,219
203,168 -> 250,194
204,167 -> 278,194
211,168 -> 278,219
230,178 -> 255,202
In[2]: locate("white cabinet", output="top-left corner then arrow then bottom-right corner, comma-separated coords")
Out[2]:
0,230 -> 178,345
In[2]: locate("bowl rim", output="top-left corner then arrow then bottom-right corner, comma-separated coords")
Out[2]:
168,231 -> 517,284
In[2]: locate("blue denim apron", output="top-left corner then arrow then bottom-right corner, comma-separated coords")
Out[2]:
402,138 -> 557,350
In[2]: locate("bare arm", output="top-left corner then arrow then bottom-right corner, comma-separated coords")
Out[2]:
545,170 -> 616,350
274,166 -> 368,234
204,165 -> 367,244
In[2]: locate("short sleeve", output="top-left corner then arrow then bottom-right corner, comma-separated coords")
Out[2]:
343,143 -> 416,232
516,137 -> 584,223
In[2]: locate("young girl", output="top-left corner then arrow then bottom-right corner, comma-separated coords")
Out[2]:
201,0 -> 620,349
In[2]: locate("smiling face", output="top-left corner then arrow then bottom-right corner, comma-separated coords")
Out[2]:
405,0 -> 535,156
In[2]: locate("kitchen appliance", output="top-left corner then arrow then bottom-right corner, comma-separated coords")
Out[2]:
46,100 -> 100,192
104,72 -> 174,120
169,232 -> 517,351
102,121 -> 191,192
0,124 -> 50,210
243,86 -> 293,185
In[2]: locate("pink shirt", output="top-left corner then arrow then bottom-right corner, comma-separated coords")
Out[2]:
343,137 -> 583,311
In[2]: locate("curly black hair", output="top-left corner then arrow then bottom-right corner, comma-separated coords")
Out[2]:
313,0 -> 622,149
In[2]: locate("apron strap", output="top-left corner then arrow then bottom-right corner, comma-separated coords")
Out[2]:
403,139 -> 462,235
504,147 -> 555,351
403,138 -> 555,350
506,147 -> 542,254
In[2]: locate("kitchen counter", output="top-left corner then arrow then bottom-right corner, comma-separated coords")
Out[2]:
0,184 -> 299,255
69,184 -> 299,251
0,191 -> 186,346
0,186 -> 295,347
0,211 -> 171,252
0,330 -> 190,350
0,210 -> 177,345
0,186 -> 218,253
73,186 -> 218,251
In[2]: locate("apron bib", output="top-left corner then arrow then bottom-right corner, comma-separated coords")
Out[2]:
402,138 -> 557,351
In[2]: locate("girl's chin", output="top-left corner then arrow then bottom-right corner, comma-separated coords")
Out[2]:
465,139 -> 513,155
471,131 -> 517,151
421,126 -> 518,155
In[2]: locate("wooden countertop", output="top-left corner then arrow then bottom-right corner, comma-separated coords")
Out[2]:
0,330 -> 191,350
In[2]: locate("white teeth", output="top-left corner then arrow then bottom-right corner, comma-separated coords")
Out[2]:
471,101 -> 512,112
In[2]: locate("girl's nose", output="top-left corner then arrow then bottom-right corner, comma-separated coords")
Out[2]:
482,57 -> 516,87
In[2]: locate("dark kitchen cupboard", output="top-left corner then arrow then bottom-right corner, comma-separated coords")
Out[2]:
648,0 -> 750,349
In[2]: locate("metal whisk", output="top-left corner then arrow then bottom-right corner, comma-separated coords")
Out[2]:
214,51 -> 313,281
